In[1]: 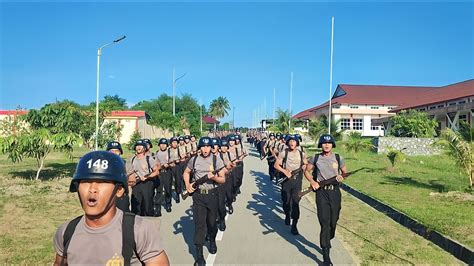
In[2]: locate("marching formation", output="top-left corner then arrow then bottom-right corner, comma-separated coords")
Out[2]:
54,129 -> 349,266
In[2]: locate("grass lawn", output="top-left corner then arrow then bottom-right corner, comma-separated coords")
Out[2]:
305,145 -> 473,250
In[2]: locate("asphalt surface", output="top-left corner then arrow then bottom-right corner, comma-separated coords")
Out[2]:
157,143 -> 354,265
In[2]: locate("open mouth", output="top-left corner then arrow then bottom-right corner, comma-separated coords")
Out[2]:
87,197 -> 98,207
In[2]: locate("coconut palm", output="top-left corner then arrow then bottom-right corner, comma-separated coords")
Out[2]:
209,96 -> 230,120
343,132 -> 374,154
307,115 -> 344,145
275,109 -> 291,132
436,128 -> 473,187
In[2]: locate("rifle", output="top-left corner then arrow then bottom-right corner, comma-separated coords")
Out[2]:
181,166 -> 226,200
277,168 -> 303,185
298,168 -> 366,198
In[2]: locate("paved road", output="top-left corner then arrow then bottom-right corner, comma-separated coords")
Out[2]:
157,143 -> 354,265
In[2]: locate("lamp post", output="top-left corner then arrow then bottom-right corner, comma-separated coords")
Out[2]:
172,66 -> 186,116
95,35 -> 126,150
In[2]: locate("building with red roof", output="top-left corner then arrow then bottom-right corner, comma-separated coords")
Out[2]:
293,79 -> 474,136
202,115 -> 220,130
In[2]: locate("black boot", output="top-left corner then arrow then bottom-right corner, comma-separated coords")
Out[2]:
322,247 -> 333,265
209,239 -> 217,254
227,204 -> 234,214
285,215 -> 291,225
165,204 -> 172,213
175,194 -> 180,204
194,245 -> 206,266
218,219 -> 226,231
291,219 -> 299,235
153,205 -> 162,217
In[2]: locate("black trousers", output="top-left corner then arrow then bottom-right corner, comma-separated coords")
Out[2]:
116,194 -> 130,213
267,158 -> 276,180
225,171 -> 234,204
280,172 -> 303,220
316,186 -> 342,248
160,170 -> 172,206
131,180 -> 155,216
172,163 -> 184,196
236,162 -> 244,189
217,184 -> 226,220
192,190 -> 218,245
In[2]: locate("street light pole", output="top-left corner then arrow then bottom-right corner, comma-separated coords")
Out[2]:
232,106 -> 235,129
95,35 -> 126,151
172,66 -> 186,117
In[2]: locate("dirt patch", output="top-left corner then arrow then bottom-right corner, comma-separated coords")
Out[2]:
429,191 -> 474,202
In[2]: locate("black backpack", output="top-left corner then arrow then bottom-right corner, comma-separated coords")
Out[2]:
311,153 -> 341,181
61,212 -> 139,266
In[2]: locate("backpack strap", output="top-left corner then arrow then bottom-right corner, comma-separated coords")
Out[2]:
61,215 -> 83,266
299,150 -> 304,168
145,156 -> 153,173
192,155 -> 198,172
282,149 -> 289,168
219,152 -> 224,163
122,212 -> 137,266
335,153 -> 341,174
311,153 -> 321,181
213,154 -> 217,173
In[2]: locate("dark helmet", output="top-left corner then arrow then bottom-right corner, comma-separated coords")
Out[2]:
70,151 -> 128,193
211,138 -> 221,148
198,136 -> 213,148
276,132 -> 281,138
286,134 -> 300,146
228,135 -> 236,142
158,138 -> 168,146
295,134 -> 302,142
134,139 -> 146,149
235,135 -> 241,141
170,137 -> 178,143
178,136 -> 185,142
269,133 -> 275,138
318,134 -> 336,148
220,139 -> 229,147
143,138 -> 153,148
106,141 -> 123,155
190,135 -> 197,140
184,135 -> 190,140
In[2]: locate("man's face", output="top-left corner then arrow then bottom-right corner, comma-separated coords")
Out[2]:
229,140 -> 235,146
270,136 -> 275,140
200,146 -> 211,156
135,145 -> 145,154
159,144 -> 167,151
171,141 -> 178,148
108,149 -> 121,156
185,139 -> 190,143
288,139 -> 297,150
179,140 -> 185,145
191,137 -> 196,142
212,145 -> 219,153
322,142 -> 333,152
78,180 -> 123,217
221,146 -> 228,153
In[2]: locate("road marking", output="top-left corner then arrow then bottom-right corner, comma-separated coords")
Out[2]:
206,253 -> 216,266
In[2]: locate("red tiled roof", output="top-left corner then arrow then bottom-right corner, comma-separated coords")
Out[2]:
0,110 -> 28,115
392,79 -> 474,111
109,110 -> 146,118
293,79 -> 474,119
202,116 -> 219,124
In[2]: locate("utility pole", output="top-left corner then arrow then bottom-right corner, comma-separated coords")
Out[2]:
328,16 -> 335,134
289,72 -> 293,132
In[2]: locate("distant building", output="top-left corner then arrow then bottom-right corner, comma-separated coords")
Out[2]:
202,116 -> 220,130
293,79 -> 474,137
0,110 -> 29,136
103,110 -> 174,143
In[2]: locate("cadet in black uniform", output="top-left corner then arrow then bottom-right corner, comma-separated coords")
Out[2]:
304,134 -> 347,265
264,133 -> 277,181
274,135 -> 308,235
105,140 -> 130,212
126,140 -> 160,216
168,137 -> 183,204
154,138 -> 173,216
183,137 -> 227,266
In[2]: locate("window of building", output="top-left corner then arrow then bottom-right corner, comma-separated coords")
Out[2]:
371,106 -> 379,109
437,104 -> 444,108
332,105 -> 340,109
353,119 -> 363,130
459,114 -> 468,124
350,105 -> 359,109
371,125 -> 380,130
449,102 -> 457,106
340,119 -> 350,130
387,106 -> 394,110
418,108 -> 426,111
458,100 -> 466,105
429,106 -> 436,110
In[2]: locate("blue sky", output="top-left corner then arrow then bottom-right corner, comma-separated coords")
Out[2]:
1,1 -> 473,127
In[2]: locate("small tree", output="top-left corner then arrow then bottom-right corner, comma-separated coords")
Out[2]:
0,128 -> 80,180
389,110 -> 437,138
386,146 -> 405,170
343,132 -> 374,154
307,115 -> 344,145
436,128 -> 473,187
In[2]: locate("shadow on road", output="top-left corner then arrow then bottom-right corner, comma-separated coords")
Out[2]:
247,170 -> 323,264
172,208 -> 196,256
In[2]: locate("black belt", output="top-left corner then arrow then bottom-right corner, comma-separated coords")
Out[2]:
194,187 -> 217,195
160,169 -> 169,173
322,184 -> 339,190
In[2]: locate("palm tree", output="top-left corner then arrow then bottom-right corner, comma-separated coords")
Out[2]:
436,128 -> 473,188
275,109 -> 291,132
209,97 -> 230,120
307,115 -> 344,145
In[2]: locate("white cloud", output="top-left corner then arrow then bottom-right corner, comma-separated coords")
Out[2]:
108,75 -> 115,79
